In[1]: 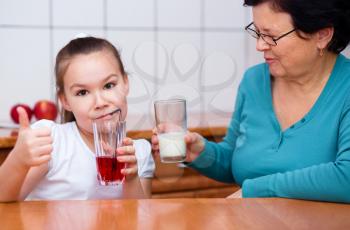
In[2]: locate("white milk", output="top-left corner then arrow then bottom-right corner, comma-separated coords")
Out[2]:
158,132 -> 186,158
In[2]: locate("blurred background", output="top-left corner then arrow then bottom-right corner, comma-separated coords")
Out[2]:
0,0 -> 349,130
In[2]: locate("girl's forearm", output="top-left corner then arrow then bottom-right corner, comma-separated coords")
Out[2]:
0,151 -> 30,202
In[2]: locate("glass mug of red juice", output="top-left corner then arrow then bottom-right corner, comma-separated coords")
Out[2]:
92,115 -> 126,186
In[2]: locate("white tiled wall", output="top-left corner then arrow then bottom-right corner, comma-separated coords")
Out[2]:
0,0 -> 49,26
204,0 -> 245,28
0,0 -> 262,130
0,28 -> 51,110
157,0 -> 201,28
202,32 -> 246,115
107,0 -> 155,28
343,46 -> 350,58
52,0 -> 104,27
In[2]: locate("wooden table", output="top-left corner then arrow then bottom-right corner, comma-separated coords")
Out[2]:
0,198 -> 349,229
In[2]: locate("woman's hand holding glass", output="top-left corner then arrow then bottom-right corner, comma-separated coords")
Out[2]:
151,129 -> 206,163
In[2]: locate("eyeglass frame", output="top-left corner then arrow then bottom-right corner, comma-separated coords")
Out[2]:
245,22 -> 296,46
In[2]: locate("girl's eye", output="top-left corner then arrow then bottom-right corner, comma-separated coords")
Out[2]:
104,82 -> 116,90
76,89 -> 88,96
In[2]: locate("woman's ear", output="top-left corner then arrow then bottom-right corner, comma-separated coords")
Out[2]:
122,74 -> 129,95
58,93 -> 72,112
317,27 -> 334,50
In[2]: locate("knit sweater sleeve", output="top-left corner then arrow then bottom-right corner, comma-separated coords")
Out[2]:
187,88 -> 244,183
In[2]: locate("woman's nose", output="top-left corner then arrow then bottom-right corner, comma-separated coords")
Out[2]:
256,37 -> 270,52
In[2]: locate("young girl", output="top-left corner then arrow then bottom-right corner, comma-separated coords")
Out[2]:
0,37 -> 155,201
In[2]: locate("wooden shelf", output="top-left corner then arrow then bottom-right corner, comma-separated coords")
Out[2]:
127,126 -> 227,142
0,126 -> 227,149
152,168 -> 233,193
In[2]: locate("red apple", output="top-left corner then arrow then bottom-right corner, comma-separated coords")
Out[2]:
33,100 -> 58,121
10,104 -> 33,124
10,129 -> 18,136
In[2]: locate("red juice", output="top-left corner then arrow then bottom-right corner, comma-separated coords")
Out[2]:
96,156 -> 125,185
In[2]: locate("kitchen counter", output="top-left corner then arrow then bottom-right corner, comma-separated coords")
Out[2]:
0,128 -> 17,149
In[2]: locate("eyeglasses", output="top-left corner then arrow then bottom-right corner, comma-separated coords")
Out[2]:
245,22 -> 296,46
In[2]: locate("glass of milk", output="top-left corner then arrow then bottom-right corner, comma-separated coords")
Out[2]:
154,98 -> 187,163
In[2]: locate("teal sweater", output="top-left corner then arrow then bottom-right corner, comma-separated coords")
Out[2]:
189,54 -> 350,203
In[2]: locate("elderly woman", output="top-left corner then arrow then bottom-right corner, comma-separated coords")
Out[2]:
152,0 -> 350,203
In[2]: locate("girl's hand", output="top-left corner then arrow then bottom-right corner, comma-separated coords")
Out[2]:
11,107 -> 53,168
117,137 -> 138,177
151,128 -> 205,163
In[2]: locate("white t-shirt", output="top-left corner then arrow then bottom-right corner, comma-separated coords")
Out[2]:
26,120 -> 155,200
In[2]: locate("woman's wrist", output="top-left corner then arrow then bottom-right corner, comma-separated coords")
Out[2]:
185,135 -> 206,163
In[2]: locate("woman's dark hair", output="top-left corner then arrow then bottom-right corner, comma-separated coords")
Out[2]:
244,0 -> 350,53
55,36 -> 126,123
